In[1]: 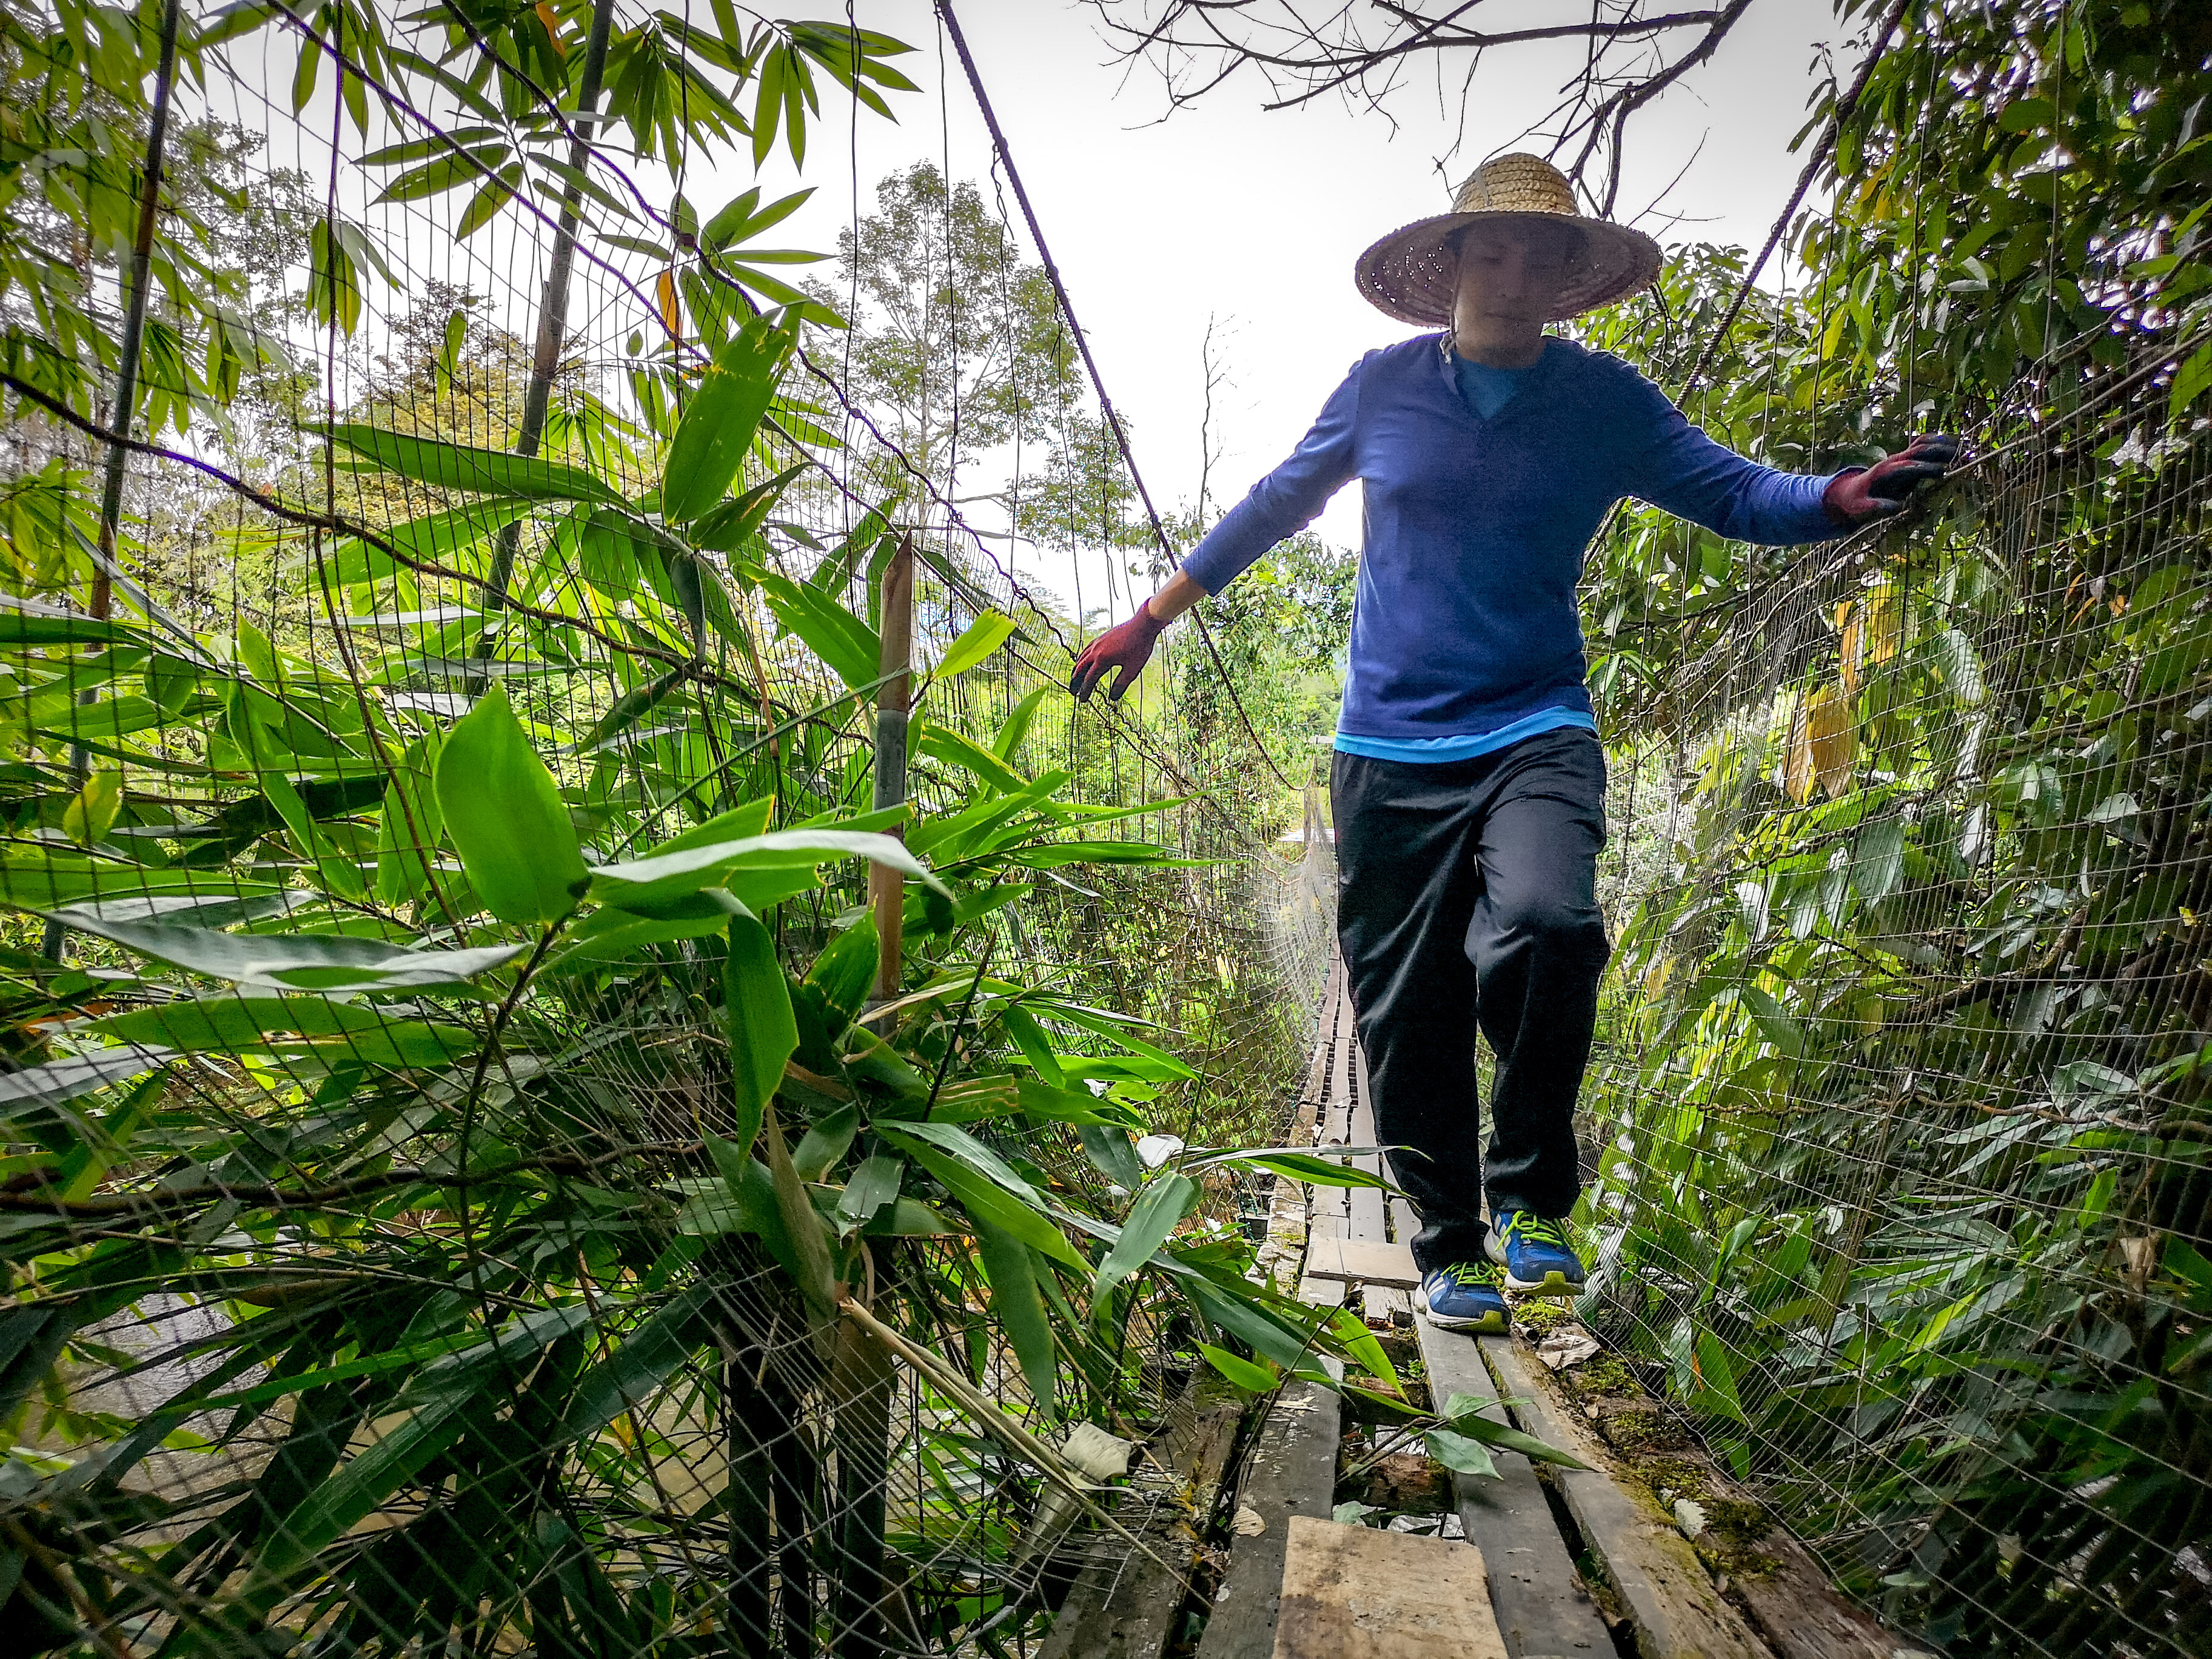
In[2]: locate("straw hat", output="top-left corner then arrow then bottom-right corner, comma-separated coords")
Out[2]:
1355,153 -> 1663,326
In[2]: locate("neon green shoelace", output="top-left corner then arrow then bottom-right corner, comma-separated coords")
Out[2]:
1444,1260 -> 1500,1289
1503,1213 -> 1572,1252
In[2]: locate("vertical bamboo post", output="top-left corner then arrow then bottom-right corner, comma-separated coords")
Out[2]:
722,1326 -> 774,1658
868,537 -> 914,1005
830,1313 -> 894,1658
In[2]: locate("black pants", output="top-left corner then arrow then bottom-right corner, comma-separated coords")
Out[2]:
1332,728 -> 1609,1272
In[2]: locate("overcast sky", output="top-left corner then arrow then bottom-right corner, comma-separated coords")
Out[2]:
703,0 -> 1856,610
217,2 -> 1860,618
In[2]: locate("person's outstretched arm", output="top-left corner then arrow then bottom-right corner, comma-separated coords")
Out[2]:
1618,372 -> 1957,544
1067,570 -> 1207,703
1071,360 -> 1366,702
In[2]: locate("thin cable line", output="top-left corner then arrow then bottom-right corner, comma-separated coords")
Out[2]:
932,0 -> 1298,794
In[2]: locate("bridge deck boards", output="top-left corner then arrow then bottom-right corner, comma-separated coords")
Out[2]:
1205,963 -> 1803,1659
1413,1311 -> 1615,1656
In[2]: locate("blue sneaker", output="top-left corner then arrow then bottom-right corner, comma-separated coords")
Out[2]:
1486,1211 -> 1586,1296
1419,1261 -> 1509,1333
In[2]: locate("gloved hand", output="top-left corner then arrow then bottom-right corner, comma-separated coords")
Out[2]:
1070,602 -> 1167,703
1823,434 -> 1960,526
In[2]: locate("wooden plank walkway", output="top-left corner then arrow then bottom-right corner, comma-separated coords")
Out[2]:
1201,960 -> 1903,1659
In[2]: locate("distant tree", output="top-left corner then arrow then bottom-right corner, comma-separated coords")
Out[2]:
810,161 -> 1087,503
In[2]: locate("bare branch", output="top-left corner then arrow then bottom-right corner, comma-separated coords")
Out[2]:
1087,0 -> 1764,210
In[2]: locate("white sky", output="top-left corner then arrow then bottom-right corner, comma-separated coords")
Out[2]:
708,0 -> 1855,611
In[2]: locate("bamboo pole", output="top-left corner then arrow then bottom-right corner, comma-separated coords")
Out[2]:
868,537 -> 915,1006
834,1296 -> 1167,1568
830,1310 -> 894,1659
721,1329 -> 775,1659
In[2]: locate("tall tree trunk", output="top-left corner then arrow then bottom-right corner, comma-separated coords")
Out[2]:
476,0 -> 617,667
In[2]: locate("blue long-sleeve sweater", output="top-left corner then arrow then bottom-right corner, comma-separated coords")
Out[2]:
1181,333 -> 1842,747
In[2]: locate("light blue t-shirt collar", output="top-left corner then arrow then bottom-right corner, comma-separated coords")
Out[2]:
1449,337 -> 1546,420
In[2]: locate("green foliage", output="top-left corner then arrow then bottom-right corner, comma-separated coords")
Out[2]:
0,9 -> 1372,1654
434,681 -> 589,923
1570,5 -> 2212,1648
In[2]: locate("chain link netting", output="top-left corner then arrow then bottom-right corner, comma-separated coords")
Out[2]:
1581,318 -> 2212,1654
0,2 -> 1333,1654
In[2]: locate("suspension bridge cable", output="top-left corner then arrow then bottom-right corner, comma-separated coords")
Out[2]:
932,0 -> 1299,794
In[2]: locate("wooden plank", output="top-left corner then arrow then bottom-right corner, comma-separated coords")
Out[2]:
1295,1275 -> 1347,1309
1195,1369 -> 1344,1659
1319,982 -> 1356,1146
1304,1237 -> 1420,1290
1271,1516 -> 1509,1659
1387,1193 -> 1421,1247
1411,1313 -> 1615,1658
1037,1378 -> 1247,1659
1293,961 -> 1337,1127
1298,976 -> 1355,1299
1482,1336 -> 1772,1659
1733,1566 -> 1902,1659
1559,1364 -> 1902,1659
1342,1052 -> 1390,1244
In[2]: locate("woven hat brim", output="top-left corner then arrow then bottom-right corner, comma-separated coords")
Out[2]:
1354,210 -> 1664,326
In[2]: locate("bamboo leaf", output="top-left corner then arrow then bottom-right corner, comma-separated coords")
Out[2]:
1199,1343 -> 1280,1394
455,163 -> 525,238
1424,1428 -> 1500,1480
662,316 -> 799,522
374,731 -> 444,908
253,1305 -> 591,1583
559,1285 -> 716,1441
1215,1150 -> 1398,1190
327,424 -> 623,504
1182,1278 -> 1315,1375
1093,1172 -> 1195,1304
803,912 -> 878,1030
835,1154 -> 903,1230
890,1136 -> 1085,1270
974,1220 -> 1057,1419
934,609 -> 1017,677
763,1107 -> 838,1320
593,827 -> 945,896
435,683 -> 589,924
1438,1394 -> 1592,1469
62,771 -> 122,846
791,1102 -> 859,1182
36,912 -> 524,991
724,911 -> 798,1159
85,994 -> 474,1067
750,566 -> 883,688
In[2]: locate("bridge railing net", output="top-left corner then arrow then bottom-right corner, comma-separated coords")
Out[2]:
1580,321 -> 2212,1656
0,4 -> 1326,1655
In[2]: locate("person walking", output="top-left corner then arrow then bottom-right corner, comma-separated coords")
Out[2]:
1068,153 -> 1955,1334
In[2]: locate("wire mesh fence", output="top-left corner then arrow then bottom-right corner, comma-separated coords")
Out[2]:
26,1 -> 2207,1657
1580,313 -> 2212,1655
0,2 -> 1347,1654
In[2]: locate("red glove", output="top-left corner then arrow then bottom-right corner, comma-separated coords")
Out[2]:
1070,602 -> 1167,703
1823,434 -> 1960,526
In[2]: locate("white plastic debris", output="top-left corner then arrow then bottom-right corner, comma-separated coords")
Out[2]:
1232,1505 -> 1266,1537
1134,1133 -> 1185,1170
1535,1324 -> 1602,1370
1011,1422 -> 1137,1568
1672,1496 -> 1708,1539
1059,1421 -> 1138,1481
